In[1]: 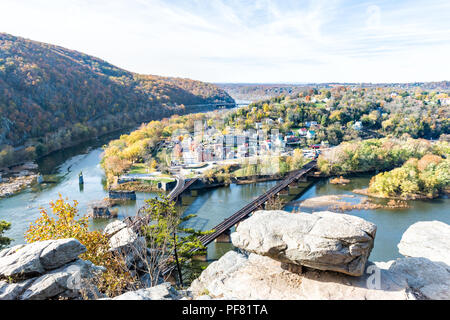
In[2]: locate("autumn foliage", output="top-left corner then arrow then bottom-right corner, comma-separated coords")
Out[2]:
25,194 -> 137,297
0,32 -> 234,168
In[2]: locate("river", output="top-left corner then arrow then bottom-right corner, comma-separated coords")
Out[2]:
1,135 -> 449,264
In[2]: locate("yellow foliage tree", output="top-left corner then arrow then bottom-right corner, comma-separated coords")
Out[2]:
25,195 -> 137,297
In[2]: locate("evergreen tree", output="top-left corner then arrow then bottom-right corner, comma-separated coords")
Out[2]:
141,195 -> 213,287
0,220 -> 12,250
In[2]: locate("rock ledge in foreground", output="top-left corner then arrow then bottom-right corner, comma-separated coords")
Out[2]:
231,210 -> 376,276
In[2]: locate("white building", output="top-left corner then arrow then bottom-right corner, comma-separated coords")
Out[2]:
265,118 -> 274,125
306,130 -> 316,139
441,98 -> 450,106
306,121 -> 318,128
353,121 -> 363,131
183,151 -> 196,165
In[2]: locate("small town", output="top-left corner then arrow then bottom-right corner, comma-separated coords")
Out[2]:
168,121 -> 326,167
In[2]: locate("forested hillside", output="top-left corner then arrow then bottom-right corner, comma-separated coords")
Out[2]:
0,33 -> 234,167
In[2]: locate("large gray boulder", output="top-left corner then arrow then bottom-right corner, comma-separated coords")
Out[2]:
0,239 -> 104,300
231,210 -> 376,276
189,251 -> 249,298
19,259 -> 104,300
0,244 -> 26,258
189,251 -> 411,300
0,239 -> 86,279
398,221 -> 450,266
0,278 -> 36,300
0,259 -> 104,300
386,257 -> 450,300
111,282 -> 180,300
104,221 -> 146,268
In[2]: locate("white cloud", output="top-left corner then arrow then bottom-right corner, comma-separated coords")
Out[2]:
366,5 -> 381,30
0,0 -> 449,83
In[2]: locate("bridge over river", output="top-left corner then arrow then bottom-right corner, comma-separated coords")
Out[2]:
122,160 -> 317,280
128,160 -> 316,244
198,159 -> 317,246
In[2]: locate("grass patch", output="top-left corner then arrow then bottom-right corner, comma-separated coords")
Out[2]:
232,168 -> 246,178
128,163 -> 149,174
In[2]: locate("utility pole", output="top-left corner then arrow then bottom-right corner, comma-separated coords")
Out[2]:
173,232 -> 183,287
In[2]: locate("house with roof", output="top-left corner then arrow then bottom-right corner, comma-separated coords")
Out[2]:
298,128 -> 308,136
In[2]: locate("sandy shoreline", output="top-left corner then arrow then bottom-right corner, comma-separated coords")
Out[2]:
292,194 -> 410,212
0,174 -> 38,198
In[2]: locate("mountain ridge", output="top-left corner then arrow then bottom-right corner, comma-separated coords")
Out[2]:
0,32 -> 234,167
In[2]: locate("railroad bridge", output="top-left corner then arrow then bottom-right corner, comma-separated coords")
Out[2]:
197,159 -> 317,248
125,160 -> 317,274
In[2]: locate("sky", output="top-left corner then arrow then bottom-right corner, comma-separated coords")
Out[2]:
1,0 -> 450,83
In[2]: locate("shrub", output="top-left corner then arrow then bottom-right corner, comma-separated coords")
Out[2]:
417,154 -> 442,171
368,155 -> 449,199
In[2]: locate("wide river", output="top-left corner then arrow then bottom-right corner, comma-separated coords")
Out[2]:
1,133 -> 449,263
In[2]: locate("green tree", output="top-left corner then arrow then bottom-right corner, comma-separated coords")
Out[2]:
0,220 -> 12,250
141,195 -> 213,287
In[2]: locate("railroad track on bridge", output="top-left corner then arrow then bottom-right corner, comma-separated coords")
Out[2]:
198,160 -> 317,246
160,159 -> 317,277
127,176 -> 199,232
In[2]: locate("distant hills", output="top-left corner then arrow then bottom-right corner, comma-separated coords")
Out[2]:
218,82 -> 450,101
0,33 -> 234,167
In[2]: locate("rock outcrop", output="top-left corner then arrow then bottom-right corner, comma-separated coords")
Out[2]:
0,239 -> 86,279
109,282 -> 181,300
398,221 -> 450,266
383,257 -> 450,300
394,220 -> 450,300
188,214 -> 450,300
189,251 -> 412,300
231,210 -> 376,276
0,239 -> 104,300
104,221 -> 161,289
104,220 -> 146,269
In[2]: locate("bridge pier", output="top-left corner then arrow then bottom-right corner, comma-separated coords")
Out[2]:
181,195 -> 195,206
215,229 -> 231,243
192,253 -> 208,262
278,189 -> 291,201
289,186 -> 303,195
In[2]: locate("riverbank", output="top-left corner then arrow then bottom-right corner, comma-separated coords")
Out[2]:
113,181 -> 166,193
0,161 -> 40,198
0,174 -> 38,198
353,188 -> 450,200
293,194 -> 410,212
